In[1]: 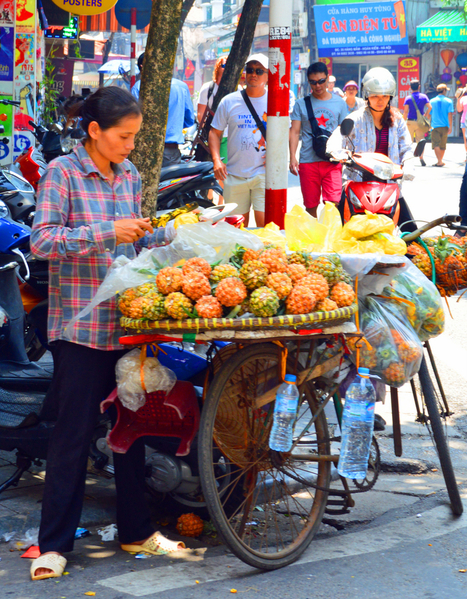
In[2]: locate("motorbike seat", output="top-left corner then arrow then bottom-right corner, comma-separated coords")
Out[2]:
159,161 -> 213,182
0,387 -> 45,428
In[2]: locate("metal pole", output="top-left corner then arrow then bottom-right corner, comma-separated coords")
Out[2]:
265,1 -> 292,228
130,8 -> 137,89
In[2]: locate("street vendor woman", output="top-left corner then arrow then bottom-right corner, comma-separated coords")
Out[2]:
29,86 -> 185,581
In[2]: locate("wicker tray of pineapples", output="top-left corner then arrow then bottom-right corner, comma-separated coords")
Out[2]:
119,248 -> 357,333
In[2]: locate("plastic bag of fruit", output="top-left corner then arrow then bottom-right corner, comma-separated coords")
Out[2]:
347,295 -> 423,387
116,349 -> 177,412
380,261 -> 445,342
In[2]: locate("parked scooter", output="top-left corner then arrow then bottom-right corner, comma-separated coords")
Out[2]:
333,118 -> 424,232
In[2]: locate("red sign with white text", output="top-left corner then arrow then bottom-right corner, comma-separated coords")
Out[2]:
397,56 -> 420,109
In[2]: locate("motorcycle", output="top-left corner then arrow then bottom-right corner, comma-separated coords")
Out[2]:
333,118 -> 423,233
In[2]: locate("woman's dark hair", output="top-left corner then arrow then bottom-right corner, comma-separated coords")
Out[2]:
68,86 -> 141,136
381,103 -> 396,128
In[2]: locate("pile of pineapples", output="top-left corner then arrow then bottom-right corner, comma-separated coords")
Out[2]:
408,235 -> 467,297
118,246 -> 356,322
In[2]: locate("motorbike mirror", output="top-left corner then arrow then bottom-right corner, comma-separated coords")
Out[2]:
340,118 -> 354,136
414,139 -> 426,157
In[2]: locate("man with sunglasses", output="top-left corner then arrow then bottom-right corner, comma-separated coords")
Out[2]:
209,53 -> 268,227
289,62 -> 347,217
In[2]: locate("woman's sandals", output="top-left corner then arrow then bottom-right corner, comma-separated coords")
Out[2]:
121,531 -> 186,556
30,554 -> 67,581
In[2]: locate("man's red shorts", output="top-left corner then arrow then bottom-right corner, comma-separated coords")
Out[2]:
298,162 -> 343,209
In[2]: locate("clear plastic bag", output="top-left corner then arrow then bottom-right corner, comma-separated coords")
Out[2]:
348,296 -> 423,388
116,349 -> 177,412
380,261 -> 445,342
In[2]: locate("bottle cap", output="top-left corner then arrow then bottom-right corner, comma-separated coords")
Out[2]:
284,374 -> 297,383
357,367 -> 370,376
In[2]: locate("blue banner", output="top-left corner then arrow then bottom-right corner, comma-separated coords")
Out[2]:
313,1 -> 409,58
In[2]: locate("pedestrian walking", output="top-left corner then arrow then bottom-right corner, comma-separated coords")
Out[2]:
289,61 -> 347,218
328,75 -> 344,98
430,83 -> 454,167
402,79 -> 431,166
456,86 -> 467,161
343,80 -> 365,115
208,53 -> 268,227
29,87 -> 184,582
131,52 -> 195,167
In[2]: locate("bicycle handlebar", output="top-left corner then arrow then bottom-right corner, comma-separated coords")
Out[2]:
402,214 -> 462,243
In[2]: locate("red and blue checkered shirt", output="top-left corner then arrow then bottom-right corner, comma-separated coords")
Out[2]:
31,143 -> 164,351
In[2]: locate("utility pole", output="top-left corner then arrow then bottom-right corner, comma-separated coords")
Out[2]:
264,0 -> 292,228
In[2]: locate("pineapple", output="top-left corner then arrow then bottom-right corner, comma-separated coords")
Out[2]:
215,277 -> 247,307
288,251 -> 310,267
243,248 -> 261,263
259,248 -> 288,273
391,330 -> 421,363
156,267 -> 184,294
182,257 -> 211,277
165,292 -> 193,320
239,260 -> 268,290
412,253 -> 432,278
118,288 -> 139,316
286,287 -> 317,315
286,263 -> 308,284
295,273 -> 329,302
308,255 -> 344,286
249,286 -> 280,317
316,298 -> 338,312
238,298 -> 251,316
210,264 -> 239,283
330,282 -> 355,307
182,272 -> 212,301
128,296 -> 145,319
383,363 -> 406,386
136,282 -> 158,296
265,272 -> 293,300
140,292 -> 168,320
195,295 -> 223,318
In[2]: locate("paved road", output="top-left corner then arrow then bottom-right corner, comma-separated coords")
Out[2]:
1,142 -> 467,598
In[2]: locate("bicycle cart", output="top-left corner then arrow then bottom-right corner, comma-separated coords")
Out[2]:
116,259 -> 463,571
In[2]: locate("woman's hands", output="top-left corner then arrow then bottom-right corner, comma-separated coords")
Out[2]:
114,218 -> 154,245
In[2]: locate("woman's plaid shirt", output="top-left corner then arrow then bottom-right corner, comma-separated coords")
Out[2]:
31,143 -> 164,350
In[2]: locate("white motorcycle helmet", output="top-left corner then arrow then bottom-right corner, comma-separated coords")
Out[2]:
361,67 -> 396,100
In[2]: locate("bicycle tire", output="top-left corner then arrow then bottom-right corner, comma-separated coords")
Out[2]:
418,357 -> 463,516
198,342 -> 331,570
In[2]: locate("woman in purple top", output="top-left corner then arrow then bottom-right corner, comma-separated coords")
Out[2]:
402,79 -> 431,166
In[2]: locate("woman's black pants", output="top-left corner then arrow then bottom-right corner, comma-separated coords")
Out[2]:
38,341 -> 154,553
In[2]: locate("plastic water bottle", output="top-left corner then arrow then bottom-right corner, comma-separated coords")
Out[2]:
269,374 -> 300,452
337,367 -> 376,479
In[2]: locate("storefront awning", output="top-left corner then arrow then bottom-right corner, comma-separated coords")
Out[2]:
417,10 -> 467,43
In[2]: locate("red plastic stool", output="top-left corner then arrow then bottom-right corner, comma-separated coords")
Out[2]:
100,381 -> 200,457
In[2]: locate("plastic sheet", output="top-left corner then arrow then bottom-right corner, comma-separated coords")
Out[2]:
284,204 -> 327,251
116,349 -> 177,412
64,222 -> 263,338
349,296 -> 423,388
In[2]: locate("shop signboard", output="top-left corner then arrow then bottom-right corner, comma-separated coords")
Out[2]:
313,0 -> 409,58
318,56 -> 332,75
49,0 -> 117,17
397,56 -> 419,109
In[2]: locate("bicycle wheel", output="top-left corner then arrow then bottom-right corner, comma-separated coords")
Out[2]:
198,342 -> 332,570
418,356 -> 463,516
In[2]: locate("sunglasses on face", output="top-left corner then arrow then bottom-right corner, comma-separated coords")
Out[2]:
246,67 -> 266,75
308,77 -> 327,86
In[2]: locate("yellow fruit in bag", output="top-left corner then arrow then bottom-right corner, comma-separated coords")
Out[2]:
247,222 -> 286,250
174,212 -> 199,229
284,205 -> 327,251
341,212 -> 395,240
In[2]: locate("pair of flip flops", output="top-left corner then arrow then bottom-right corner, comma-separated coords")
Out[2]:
30,532 -> 185,580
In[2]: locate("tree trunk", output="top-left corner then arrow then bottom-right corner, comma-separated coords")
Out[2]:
130,0 -> 183,217
99,33 -> 114,88
180,0 -> 195,29
210,0 -> 264,115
